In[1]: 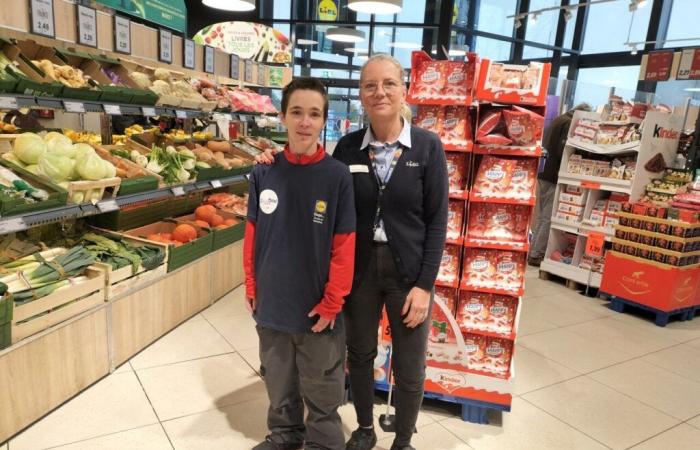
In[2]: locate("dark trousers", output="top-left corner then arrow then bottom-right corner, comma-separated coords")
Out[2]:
257,325 -> 346,450
344,244 -> 432,446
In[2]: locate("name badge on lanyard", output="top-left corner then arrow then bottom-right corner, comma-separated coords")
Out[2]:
369,147 -> 403,233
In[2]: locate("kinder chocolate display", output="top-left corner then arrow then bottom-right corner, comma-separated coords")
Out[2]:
446,153 -> 469,193
457,292 -> 518,335
467,203 -> 529,243
481,337 -> 513,377
509,159 -> 538,200
447,200 -> 465,240
412,61 -> 445,99
477,134 -> 513,145
440,106 -> 471,146
477,61 -> 548,106
437,244 -> 461,285
502,106 -> 544,146
430,287 -> 458,344
462,248 -> 525,294
472,156 -> 516,199
415,105 -> 443,135
477,111 -> 502,138
464,333 -> 488,370
443,61 -> 470,100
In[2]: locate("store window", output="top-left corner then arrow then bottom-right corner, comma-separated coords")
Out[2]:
582,1 -> 652,54
274,0 -> 291,20
562,0 -> 579,51
654,80 -> 700,108
663,0 -> 700,48
474,0 -> 517,37
573,65 -> 641,108
372,27 -> 428,68
524,0 -> 560,49
474,36 -> 512,61
453,0 -> 470,28
523,46 -> 553,60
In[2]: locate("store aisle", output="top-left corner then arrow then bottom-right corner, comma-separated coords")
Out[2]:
6,267 -> 700,450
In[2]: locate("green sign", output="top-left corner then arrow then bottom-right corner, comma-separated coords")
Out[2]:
96,0 -> 186,33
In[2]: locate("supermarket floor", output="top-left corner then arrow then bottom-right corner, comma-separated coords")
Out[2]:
5,267 -> 700,450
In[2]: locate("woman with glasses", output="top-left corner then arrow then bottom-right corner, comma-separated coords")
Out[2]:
255,55 -> 448,450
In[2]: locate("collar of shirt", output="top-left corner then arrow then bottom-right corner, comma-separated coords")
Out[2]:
360,117 -> 411,151
283,144 -> 326,165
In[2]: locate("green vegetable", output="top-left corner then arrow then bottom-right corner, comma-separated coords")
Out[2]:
47,139 -> 77,158
110,148 -> 131,159
195,161 -> 211,169
13,133 -> 47,165
39,152 -> 75,182
75,153 -> 107,180
73,143 -> 96,160
81,232 -> 165,274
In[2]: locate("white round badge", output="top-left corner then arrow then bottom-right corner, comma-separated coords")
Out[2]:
259,189 -> 279,214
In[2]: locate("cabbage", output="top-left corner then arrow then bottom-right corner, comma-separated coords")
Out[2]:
47,139 -> 77,158
38,152 -> 75,182
73,143 -> 96,160
44,132 -> 71,146
3,152 -> 26,168
25,164 -> 41,175
75,153 -> 107,180
102,159 -> 116,178
13,133 -> 46,164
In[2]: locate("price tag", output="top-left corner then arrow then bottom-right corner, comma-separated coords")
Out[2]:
176,110 -> 187,119
141,106 -> 157,116
98,199 -> 119,213
210,180 -> 223,188
64,101 -> 85,113
0,97 -> 18,109
230,54 -> 240,79
585,232 -> 605,258
581,181 -> 601,189
114,16 -> 131,55
184,39 -> 195,69
77,4 -> 97,48
171,186 -> 185,196
257,63 -> 266,86
0,217 -> 27,234
159,29 -> 173,64
244,59 -> 253,83
30,0 -> 55,38
103,104 -> 121,115
204,46 -> 215,74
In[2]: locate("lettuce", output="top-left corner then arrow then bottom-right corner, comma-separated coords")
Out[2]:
13,133 -> 47,165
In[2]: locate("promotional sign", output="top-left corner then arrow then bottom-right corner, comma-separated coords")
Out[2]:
230,54 -> 240,79
30,0 -> 55,38
677,48 -> 700,80
585,232 -> 605,257
183,39 -> 195,69
194,22 -> 292,64
644,50 -> 674,81
95,0 -> 186,34
244,59 -> 253,83
159,28 -> 172,63
77,5 -> 98,48
204,46 -> 215,74
114,16 -> 131,54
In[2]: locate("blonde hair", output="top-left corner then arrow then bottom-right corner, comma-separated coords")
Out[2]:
400,103 -> 412,122
360,53 -> 405,84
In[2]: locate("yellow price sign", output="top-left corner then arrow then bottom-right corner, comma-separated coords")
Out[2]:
318,0 -> 338,21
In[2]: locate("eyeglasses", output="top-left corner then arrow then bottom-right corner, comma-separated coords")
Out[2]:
360,79 -> 403,94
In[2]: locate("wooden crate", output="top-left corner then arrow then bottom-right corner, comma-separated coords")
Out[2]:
65,177 -> 121,204
94,261 -> 167,301
11,267 -> 106,343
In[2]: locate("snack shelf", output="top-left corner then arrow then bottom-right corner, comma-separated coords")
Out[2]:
557,172 -> 632,194
458,282 -> 524,298
444,142 -> 474,153
551,219 -> 614,242
459,326 -> 517,342
617,211 -> 700,228
463,237 -> 529,252
567,138 -> 640,155
469,193 -> 536,206
446,236 -> 465,246
549,219 -> 580,235
539,258 -> 603,288
449,190 -> 470,200
474,144 -> 542,158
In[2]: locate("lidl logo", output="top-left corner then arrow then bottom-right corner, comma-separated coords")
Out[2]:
318,0 -> 338,21
315,200 -> 327,213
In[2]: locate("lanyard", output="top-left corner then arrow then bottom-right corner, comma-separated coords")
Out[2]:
368,145 -> 403,233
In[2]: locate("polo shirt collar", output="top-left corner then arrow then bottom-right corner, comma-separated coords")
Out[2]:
283,144 -> 326,165
361,117 -> 411,150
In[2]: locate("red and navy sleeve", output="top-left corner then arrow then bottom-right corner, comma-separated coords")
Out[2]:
243,169 -> 259,300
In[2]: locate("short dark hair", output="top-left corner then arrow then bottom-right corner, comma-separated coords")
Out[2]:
281,77 -> 329,120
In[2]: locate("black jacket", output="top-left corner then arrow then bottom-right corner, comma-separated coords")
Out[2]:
333,125 -> 448,292
539,110 -> 574,183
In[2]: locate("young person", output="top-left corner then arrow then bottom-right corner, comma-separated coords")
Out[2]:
244,77 -> 356,450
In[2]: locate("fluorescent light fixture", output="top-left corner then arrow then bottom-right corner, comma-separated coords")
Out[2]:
326,27 -> 366,43
344,47 -> 369,53
202,0 -> 255,12
387,41 -> 421,49
348,0 -> 402,15
297,39 -> 318,45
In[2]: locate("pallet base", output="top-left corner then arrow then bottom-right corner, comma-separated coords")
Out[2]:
601,292 -> 699,327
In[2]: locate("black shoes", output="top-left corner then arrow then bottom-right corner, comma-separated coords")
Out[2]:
252,436 -> 303,450
345,427 -> 378,450
389,445 -> 416,450
527,257 -> 542,267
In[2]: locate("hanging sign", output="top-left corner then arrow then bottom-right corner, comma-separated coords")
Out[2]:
677,48 -> 700,80
318,0 -> 338,21
644,50 -> 674,81
77,5 -> 98,48
114,16 -> 131,55
585,232 -> 605,258
194,22 -> 291,64
95,0 -> 186,34
183,39 -> 195,69
159,29 -> 173,64
204,46 -> 215,74
30,0 -> 55,38
230,54 -> 240,79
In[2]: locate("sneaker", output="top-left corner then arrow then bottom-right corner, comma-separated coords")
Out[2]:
346,427 -> 377,450
389,445 -> 416,450
252,436 -> 303,450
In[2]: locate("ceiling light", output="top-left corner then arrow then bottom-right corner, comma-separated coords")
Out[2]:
348,0 -> 402,15
637,0 -> 647,7
563,9 -> 573,21
387,41 -> 421,49
345,47 -> 369,53
326,27 -> 365,43
530,13 -> 539,25
201,0 -> 255,12
297,39 -> 318,45
630,44 -> 638,55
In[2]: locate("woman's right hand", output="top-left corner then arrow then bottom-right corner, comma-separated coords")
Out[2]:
255,149 -> 277,165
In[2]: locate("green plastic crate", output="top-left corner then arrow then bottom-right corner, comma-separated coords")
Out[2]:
0,161 -> 68,216
196,164 -> 253,181
89,198 -> 172,231
0,294 -> 12,324
0,321 -> 10,350
0,68 -> 18,93
117,176 -> 160,196
98,85 -> 131,103
125,88 -> 158,106
173,212 -> 245,250
169,191 -> 204,217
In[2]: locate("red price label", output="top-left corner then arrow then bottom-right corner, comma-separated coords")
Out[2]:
645,51 -> 674,81
586,232 -> 605,257
581,181 -> 601,189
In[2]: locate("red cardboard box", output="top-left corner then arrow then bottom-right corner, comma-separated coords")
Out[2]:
475,60 -> 551,106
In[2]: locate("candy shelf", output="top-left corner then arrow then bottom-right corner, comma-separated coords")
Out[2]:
550,219 -> 614,242
469,193 -> 536,206
566,137 -> 640,155
446,236 -> 465,246
449,190 -> 470,200
463,238 -> 529,252
458,282 -> 524,298
444,142 -> 474,153
539,258 -> 603,287
556,173 -> 633,194
474,144 -> 542,158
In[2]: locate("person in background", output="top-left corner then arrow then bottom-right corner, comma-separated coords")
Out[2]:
244,77 -> 356,450
528,103 -> 591,267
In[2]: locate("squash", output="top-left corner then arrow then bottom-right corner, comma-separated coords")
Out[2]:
195,205 -> 217,222
209,214 -> 224,227
172,224 -> 197,243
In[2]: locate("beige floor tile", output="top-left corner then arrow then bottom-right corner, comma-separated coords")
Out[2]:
442,397 -> 608,450
338,398 -> 437,442
643,344 -> 700,383
237,347 -> 261,375
202,287 -> 248,320
589,359 -> 700,421
516,297 -> 560,336
375,422 -> 473,450
629,424 -> 700,450
518,328 -> 637,373
10,372 -> 158,450
688,414 -> 700,429
136,353 -> 266,421
205,313 -> 259,351
683,337 -> 700,349
522,376 -> 679,450
48,424 -> 172,450
608,311 -> 700,344
113,361 -> 132,374
566,317 -> 679,357
522,278 -> 571,298
130,319 -> 234,370
162,397 -> 269,449
511,345 -> 580,395
526,295 -> 610,327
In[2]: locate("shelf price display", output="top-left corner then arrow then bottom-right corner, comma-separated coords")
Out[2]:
76,4 -> 97,48
30,0 -> 55,38
585,232 -> 605,258
230,54 -> 240,79
183,39 -> 195,69
159,29 -> 173,64
114,16 -> 131,55
204,46 -> 215,74
677,48 -> 700,80
257,63 -> 265,86
244,59 -> 254,83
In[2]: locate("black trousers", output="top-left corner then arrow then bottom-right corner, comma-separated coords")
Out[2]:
257,325 -> 346,450
344,244 -> 432,446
